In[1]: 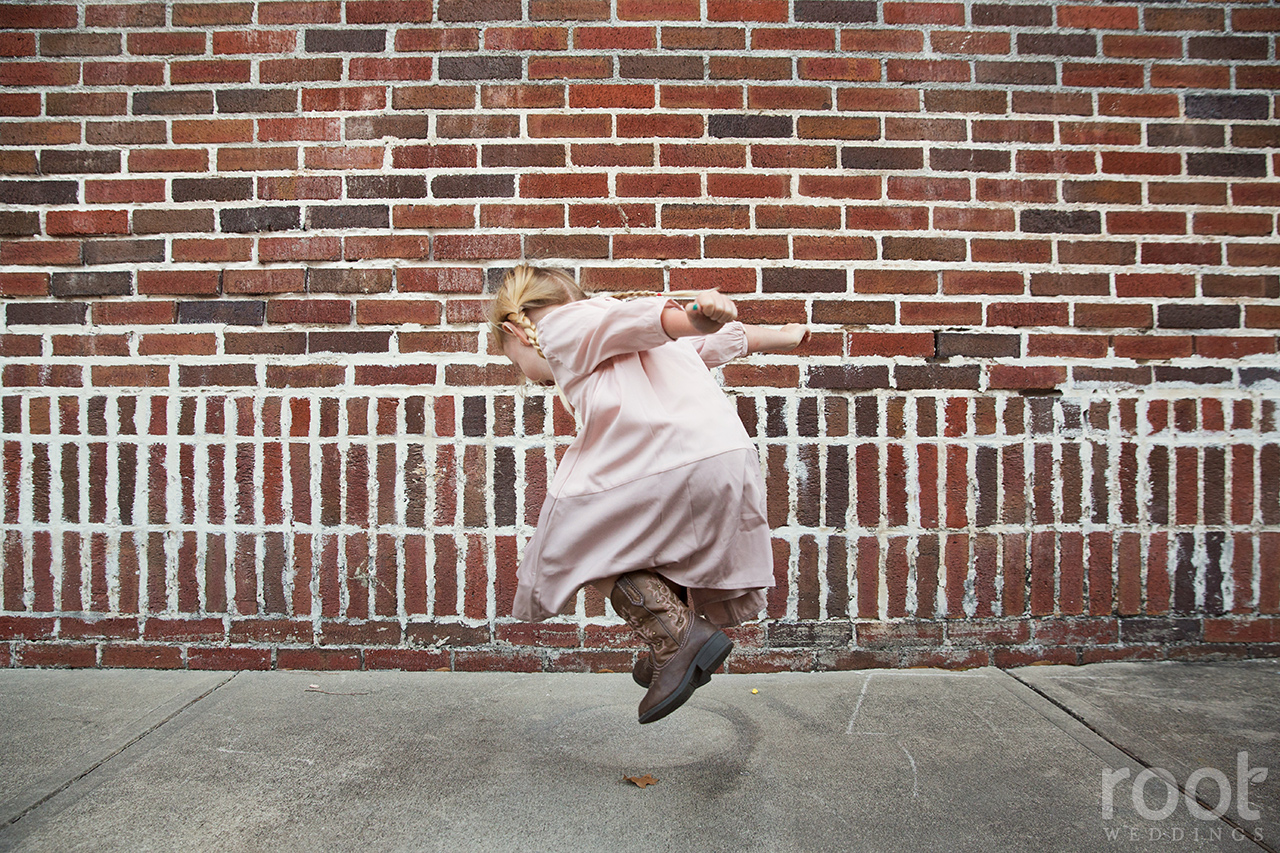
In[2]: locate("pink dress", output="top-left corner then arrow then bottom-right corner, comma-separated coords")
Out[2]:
511,296 -> 774,628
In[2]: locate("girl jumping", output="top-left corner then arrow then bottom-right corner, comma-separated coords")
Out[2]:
488,265 -> 808,724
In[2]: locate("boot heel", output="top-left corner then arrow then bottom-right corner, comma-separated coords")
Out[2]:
693,630 -> 733,679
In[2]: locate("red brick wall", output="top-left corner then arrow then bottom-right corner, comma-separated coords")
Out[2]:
1,0 -> 1278,672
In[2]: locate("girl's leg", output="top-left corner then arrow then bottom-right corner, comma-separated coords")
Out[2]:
609,570 -> 732,724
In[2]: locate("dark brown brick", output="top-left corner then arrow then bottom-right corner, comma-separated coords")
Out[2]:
1189,36 -> 1268,61
1233,125 -> 1280,149
924,90 -> 1007,115
215,88 -> 298,113
305,205 -> 389,230
86,120 -> 167,145
1058,241 -> 1135,266
177,301 -> 264,325
884,236 -> 967,262
807,365 -> 890,390
0,211 -> 39,236
347,175 -> 430,199
225,332 -> 307,354
932,148 -> 1011,173
438,0 -> 522,21
84,240 -> 165,265
432,174 -> 515,198
525,233 -> 610,259
220,207 -> 301,233
304,29 -> 385,52
308,331 -> 392,353
0,181 -> 78,205
1187,153 -> 1267,178
178,364 -> 257,386
621,55 -> 704,79
39,149 -> 121,174
1030,273 -> 1109,296
973,3 -> 1052,26
842,147 -> 923,170
812,299 -> 895,325
439,56 -> 522,80
40,32 -> 123,57
1185,94 -> 1269,120
1203,274 -> 1278,299
1158,304 -> 1240,330
1022,209 -> 1102,234
172,178 -> 252,202
51,272 -> 132,298
1063,180 -> 1142,206
482,144 -> 564,168
132,90 -> 213,115
7,302 -> 88,325
133,208 -> 214,234
762,268 -> 846,293
709,114 -> 792,138
309,268 -> 393,294
1147,123 -> 1224,148
937,333 -> 1021,359
975,62 -> 1056,86
794,1 -> 876,23
1018,33 -> 1097,57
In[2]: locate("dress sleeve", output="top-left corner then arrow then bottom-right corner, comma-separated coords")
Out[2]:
538,296 -> 677,378
688,321 -> 748,368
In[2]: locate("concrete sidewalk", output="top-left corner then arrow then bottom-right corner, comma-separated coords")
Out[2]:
0,660 -> 1275,853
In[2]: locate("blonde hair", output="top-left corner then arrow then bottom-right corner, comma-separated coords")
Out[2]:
488,265 -> 585,358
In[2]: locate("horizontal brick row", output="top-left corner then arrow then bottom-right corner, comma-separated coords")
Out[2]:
3,614 -> 1279,672
4,361 -> 1280,393
4,269 -> 1279,302
1,0 -> 1278,26
4,392 -> 1277,437
3,200 -> 1280,232
4,176 -> 1278,207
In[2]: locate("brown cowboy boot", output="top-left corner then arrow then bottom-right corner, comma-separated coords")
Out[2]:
632,650 -> 713,689
611,570 -> 733,724
630,578 -> 710,689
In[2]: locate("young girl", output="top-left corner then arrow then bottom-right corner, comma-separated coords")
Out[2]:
488,265 -> 808,724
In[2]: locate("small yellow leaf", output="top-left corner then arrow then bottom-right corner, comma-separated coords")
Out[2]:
624,774 -> 659,789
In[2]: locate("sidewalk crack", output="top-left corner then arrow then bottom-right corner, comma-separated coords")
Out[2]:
2,670 -> 240,830
1007,669 -> 1276,853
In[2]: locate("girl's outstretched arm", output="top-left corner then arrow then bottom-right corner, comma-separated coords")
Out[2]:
660,289 -> 738,338
662,289 -> 810,358
744,323 -> 810,354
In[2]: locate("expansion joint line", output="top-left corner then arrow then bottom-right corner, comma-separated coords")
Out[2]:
2,671 -> 240,830
1008,671 -> 1275,853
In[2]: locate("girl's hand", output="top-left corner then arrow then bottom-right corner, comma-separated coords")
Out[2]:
685,289 -> 737,334
742,323 -> 812,354
775,323 -> 811,351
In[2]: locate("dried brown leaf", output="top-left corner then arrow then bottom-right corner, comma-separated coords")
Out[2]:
624,774 -> 659,789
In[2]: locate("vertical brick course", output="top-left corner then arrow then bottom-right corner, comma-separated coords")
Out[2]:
0,0 -> 1277,670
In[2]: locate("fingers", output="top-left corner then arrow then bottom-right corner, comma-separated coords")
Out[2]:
689,289 -> 737,324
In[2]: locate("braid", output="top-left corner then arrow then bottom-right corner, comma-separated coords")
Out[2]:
508,310 -> 545,360
488,264 -> 585,365
597,290 -> 663,300
593,289 -> 700,301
